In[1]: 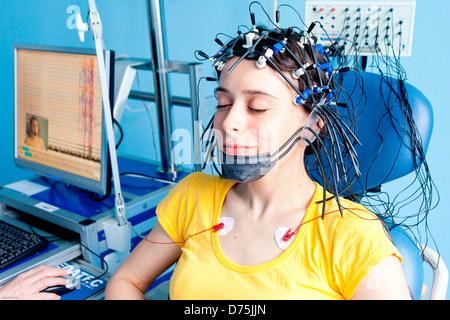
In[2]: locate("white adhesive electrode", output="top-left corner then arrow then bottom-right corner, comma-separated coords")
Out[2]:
274,227 -> 295,250
218,217 -> 234,236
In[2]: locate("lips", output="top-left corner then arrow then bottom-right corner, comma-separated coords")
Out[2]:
222,143 -> 257,156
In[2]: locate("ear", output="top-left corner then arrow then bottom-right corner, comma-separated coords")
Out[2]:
317,116 -> 324,130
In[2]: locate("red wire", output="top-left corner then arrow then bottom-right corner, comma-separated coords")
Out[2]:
144,223 -> 224,245
285,206 -> 392,241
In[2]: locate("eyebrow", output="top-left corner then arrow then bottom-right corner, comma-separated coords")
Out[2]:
215,87 -> 279,100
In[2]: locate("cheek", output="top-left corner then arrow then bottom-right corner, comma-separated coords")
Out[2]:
264,108 -> 309,151
213,112 -> 230,135
249,114 -> 287,153
213,113 -> 222,131
255,128 -> 279,154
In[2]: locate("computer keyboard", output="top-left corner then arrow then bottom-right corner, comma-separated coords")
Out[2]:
0,219 -> 49,270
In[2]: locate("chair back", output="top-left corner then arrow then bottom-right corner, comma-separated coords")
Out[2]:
386,223 -> 424,300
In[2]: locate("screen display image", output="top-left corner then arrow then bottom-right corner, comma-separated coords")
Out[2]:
14,45 -> 114,195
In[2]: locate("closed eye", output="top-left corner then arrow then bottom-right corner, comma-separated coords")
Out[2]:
216,104 -> 231,109
248,106 -> 268,113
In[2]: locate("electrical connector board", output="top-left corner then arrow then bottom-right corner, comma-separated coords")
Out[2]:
305,0 -> 415,57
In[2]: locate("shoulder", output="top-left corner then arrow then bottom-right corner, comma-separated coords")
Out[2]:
155,172 -> 233,245
335,201 -> 388,237
157,172 -> 234,211
312,191 -> 395,260
322,196 -> 390,244
311,187 -> 380,234
312,187 -> 384,234
322,197 -> 401,299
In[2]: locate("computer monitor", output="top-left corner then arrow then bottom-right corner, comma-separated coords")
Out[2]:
13,44 -> 114,196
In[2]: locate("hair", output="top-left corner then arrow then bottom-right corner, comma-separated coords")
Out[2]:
26,116 -> 39,138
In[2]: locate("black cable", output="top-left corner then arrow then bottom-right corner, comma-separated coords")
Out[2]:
112,117 -> 123,149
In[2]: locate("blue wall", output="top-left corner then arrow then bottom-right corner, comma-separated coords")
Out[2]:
1,0 -> 449,299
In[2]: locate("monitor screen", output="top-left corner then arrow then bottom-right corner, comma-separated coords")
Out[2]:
13,44 -> 114,195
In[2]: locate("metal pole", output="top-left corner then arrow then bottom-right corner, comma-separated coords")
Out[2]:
189,63 -> 203,172
146,0 -> 176,175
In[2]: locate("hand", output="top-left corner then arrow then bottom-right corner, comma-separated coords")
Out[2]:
0,265 -> 71,300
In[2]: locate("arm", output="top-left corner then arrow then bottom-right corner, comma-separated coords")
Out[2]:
105,222 -> 181,300
351,255 -> 411,300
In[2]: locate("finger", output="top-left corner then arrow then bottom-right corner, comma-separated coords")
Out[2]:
27,266 -> 71,285
47,266 -> 72,278
39,266 -> 71,277
18,265 -> 70,282
15,264 -> 50,279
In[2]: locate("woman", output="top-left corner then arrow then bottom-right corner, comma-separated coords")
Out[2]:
105,26 -> 410,300
25,116 -> 45,150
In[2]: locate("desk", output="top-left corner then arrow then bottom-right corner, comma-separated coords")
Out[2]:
0,155 -> 188,299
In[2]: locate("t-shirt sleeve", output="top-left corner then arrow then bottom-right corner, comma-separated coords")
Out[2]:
331,208 -> 402,299
155,173 -> 200,247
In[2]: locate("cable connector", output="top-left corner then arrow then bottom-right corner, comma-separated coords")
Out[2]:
212,223 -> 225,232
256,48 -> 274,69
243,31 -> 257,48
282,229 -> 296,242
292,67 -> 305,79
293,88 -> 312,105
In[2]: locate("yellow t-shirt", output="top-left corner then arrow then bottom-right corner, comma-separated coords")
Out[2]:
156,172 -> 401,300
25,136 -> 45,150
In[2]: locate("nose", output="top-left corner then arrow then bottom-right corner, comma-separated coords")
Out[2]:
217,103 -> 246,137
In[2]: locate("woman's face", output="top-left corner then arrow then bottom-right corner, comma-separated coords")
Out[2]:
30,119 -> 39,136
213,57 -> 311,158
